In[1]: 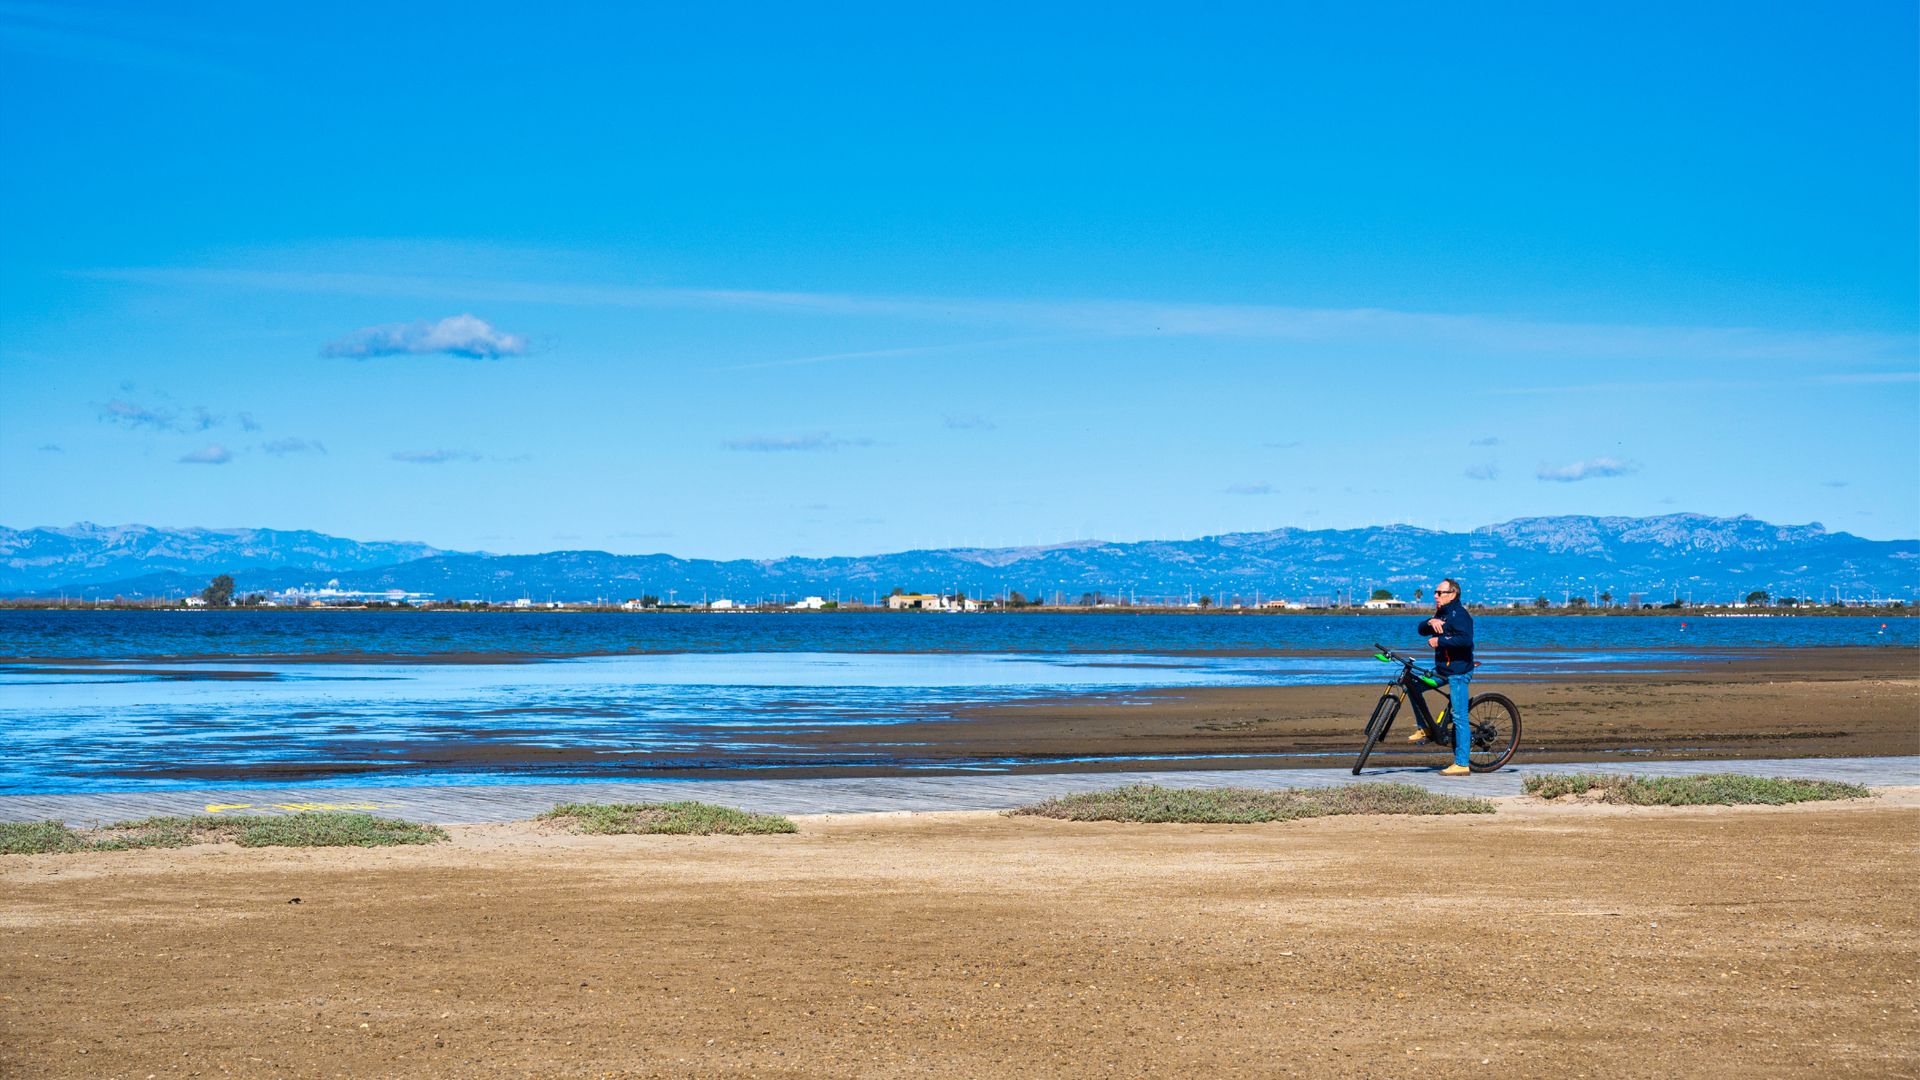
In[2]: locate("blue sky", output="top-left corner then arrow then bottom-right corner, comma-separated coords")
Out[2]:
2,1 -> 1915,557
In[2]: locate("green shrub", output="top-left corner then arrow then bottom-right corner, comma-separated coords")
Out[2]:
1011,782 -> 1494,823
0,821 -> 86,855
539,801 -> 797,835
1,813 -> 447,854
1523,773 -> 1871,806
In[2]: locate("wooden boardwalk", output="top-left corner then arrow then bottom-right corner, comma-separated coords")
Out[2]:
3,756 -> 1915,826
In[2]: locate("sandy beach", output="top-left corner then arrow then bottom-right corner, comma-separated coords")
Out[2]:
2,792 -> 1915,1078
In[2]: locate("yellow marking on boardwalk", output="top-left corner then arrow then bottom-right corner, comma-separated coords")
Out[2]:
205,803 -> 255,813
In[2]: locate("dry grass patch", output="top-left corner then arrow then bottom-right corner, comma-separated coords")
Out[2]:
0,813 -> 447,855
1010,782 -> 1494,823
538,801 -> 797,835
1523,772 -> 1872,806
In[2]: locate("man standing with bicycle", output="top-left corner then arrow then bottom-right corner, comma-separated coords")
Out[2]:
1412,577 -> 1475,776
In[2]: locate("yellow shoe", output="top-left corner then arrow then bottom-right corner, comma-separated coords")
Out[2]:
1407,728 -> 1428,743
1438,764 -> 1471,777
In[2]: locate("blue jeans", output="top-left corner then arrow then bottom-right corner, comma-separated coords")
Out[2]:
1447,673 -> 1472,767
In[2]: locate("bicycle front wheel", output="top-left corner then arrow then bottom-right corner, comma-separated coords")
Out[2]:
1465,692 -> 1521,772
1352,694 -> 1399,775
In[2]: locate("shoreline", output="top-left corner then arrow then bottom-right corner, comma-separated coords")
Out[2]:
3,640 -> 1915,668
8,647 -> 1913,791
3,602 -> 1912,619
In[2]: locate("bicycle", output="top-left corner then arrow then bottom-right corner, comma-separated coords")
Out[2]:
1351,642 -> 1521,775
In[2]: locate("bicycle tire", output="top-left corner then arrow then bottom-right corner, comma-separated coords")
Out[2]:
1352,694 -> 1399,775
1465,692 -> 1521,773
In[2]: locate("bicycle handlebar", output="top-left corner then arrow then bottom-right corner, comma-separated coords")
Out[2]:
1370,643 -> 1442,687
1372,642 -> 1413,664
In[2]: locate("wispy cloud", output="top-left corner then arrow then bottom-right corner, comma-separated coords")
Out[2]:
95,267 -> 1915,366
98,398 -> 222,432
98,398 -> 177,430
1815,371 -> 1920,384
1465,463 -> 1500,481
1224,482 -> 1275,496
723,335 -> 1073,372
722,432 -> 875,452
1491,369 -> 1920,397
1822,479 -> 1849,488
324,314 -> 528,360
1537,457 -> 1639,483
943,414 -> 996,431
262,437 -> 326,455
1470,436 -> 1501,447
391,448 -> 483,464
1262,440 -> 1303,450
238,412 -> 262,432
0,2 -> 250,81
178,444 -> 232,465
37,443 -> 62,453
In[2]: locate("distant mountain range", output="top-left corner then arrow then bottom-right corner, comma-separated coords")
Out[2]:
4,515 -> 1914,604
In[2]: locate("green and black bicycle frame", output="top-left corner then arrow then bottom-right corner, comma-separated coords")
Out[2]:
1364,650 -> 1456,749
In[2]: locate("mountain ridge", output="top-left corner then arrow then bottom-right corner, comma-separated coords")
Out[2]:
2,515 -> 1913,602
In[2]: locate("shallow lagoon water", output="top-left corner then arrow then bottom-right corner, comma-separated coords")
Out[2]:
0,648 -> 1707,793
0,610 -> 1911,794
3,609 -> 1912,660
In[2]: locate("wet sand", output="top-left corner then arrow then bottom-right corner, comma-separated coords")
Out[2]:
820,645 -> 1920,773
2,793 -> 1914,1078
109,647 -> 1918,784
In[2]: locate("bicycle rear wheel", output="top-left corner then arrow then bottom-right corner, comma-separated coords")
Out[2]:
1465,692 -> 1521,772
1351,694 -> 1399,775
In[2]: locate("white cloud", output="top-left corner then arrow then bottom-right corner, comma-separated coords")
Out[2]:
391,448 -> 483,464
722,432 -> 875,452
324,314 -> 528,360
262,437 -> 326,455
1537,457 -> 1640,483
179,444 -> 232,464
103,267 -> 1914,367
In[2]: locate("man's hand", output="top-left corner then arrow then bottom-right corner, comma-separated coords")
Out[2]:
1427,636 -> 1440,648
1427,617 -> 1445,633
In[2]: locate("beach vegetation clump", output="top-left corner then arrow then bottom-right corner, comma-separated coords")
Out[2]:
539,800 -> 798,835
0,821 -> 87,854
1523,772 -> 1871,806
0,813 -> 447,854
1010,782 -> 1494,823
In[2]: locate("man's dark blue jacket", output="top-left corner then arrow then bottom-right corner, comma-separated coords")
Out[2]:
1414,599 -> 1475,676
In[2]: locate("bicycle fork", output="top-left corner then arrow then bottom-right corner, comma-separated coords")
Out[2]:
1369,691 -> 1402,737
